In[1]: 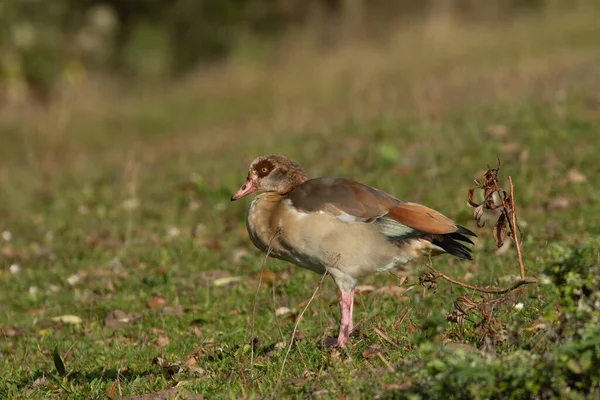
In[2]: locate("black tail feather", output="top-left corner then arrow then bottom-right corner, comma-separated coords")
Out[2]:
457,225 -> 477,238
432,225 -> 477,260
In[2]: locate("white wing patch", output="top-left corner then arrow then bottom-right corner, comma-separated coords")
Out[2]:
334,211 -> 366,223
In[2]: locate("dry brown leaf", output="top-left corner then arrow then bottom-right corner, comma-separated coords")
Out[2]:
374,327 -> 399,348
467,188 -> 479,208
1,326 -> 19,337
155,336 -> 170,347
391,308 -> 411,330
189,325 -> 202,337
184,357 -> 197,368
362,345 -> 383,359
104,310 -> 141,329
147,297 -> 167,309
563,169 -> 587,184
407,319 -> 416,334
107,380 -> 119,399
493,212 -> 508,248
252,270 -> 277,283
354,285 -> 376,294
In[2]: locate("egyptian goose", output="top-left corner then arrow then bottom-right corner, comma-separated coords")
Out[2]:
231,155 -> 476,348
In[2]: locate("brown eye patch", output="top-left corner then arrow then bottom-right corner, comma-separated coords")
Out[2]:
254,160 -> 274,177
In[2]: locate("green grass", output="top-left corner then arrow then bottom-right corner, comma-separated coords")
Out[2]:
1,9 -> 600,400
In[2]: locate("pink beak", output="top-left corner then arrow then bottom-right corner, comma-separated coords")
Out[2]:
231,178 -> 257,201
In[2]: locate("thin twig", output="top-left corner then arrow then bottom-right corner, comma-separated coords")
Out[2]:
274,271 -> 329,397
425,262 -> 536,295
489,171 -> 526,280
508,176 -> 526,280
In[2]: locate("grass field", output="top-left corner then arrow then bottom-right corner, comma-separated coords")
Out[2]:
1,6 -> 600,399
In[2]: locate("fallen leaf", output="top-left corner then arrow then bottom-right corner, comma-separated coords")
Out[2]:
184,357 -> 197,368
275,307 -> 291,317
107,380 -> 119,399
1,326 -> 20,337
251,270 -> 277,283
32,376 -> 47,386
407,319 -> 416,334
391,308 -> 411,330
362,345 -> 383,359
274,341 -> 286,351
147,297 -> 167,309
213,276 -> 243,287
493,212 -> 508,248
563,169 -> 587,184
51,315 -> 83,325
104,310 -> 142,329
156,336 -> 170,347
374,328 -> 399,348
354,285 -> 376,294
189,325 -> 202,337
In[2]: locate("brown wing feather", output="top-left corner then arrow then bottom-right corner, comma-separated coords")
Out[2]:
287,177 -> 400,220
385,202 -> 459,235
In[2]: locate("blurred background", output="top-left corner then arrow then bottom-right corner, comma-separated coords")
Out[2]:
1,0 -> 599,216
0,0 -> 596,104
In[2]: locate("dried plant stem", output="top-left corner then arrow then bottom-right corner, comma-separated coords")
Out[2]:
425,263 -> 536,295
508,176 -> 526,280
490,172 -> 526,280
274,271 -> 328,398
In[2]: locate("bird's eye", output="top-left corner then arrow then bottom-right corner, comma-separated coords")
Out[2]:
260,167 -> 269,173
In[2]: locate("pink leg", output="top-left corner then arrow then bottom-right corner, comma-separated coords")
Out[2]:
337,289 -> 355,348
